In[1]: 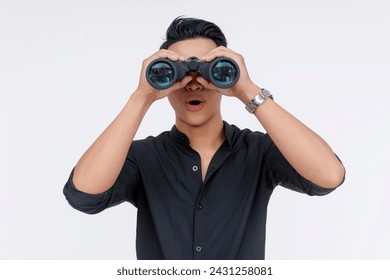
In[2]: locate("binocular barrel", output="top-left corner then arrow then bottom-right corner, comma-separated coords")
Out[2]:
146,57 -> 240,90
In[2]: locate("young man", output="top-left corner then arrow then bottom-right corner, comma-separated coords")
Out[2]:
63,17 -> 345,259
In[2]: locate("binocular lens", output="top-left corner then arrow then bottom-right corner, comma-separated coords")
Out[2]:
146,57 -> 239,89
147,61 -> 175,89
211,60 -> 238,87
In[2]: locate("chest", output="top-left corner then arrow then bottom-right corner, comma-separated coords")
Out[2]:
200,152 -> 214,182
136,136 -> 268,205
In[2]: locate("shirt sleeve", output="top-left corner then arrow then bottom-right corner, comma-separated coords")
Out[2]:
263,134 -> 342,196
63,152 -> 141,214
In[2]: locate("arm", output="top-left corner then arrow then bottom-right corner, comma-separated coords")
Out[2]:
253,97 -> 345,188
72,50 -> 191,194
72,91 -> 151,194
200,47 -> 345,189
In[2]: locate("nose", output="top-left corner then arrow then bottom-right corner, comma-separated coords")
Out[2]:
185,72 -> 203,92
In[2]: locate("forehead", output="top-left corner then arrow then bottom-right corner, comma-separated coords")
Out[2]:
167,38 -> 217,59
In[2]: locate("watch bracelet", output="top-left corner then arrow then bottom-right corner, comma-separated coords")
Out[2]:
245,88 -> 273,113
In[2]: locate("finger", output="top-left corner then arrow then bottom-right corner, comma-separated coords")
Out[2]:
146,50 -> 185,64
196,76 -> 216,90
171,76 -> 193,90
201,46 -> 239,61
155,49 -> 185,61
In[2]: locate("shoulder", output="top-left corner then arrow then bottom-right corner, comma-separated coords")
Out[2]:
133,130 -> 170,145
128,130 -> 171,156
224,121 -> 271,147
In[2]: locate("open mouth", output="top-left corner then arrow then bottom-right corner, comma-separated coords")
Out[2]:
185,98 -> 204,111
188,100 -> 202,105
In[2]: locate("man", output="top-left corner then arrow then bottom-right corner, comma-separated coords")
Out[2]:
63,17 -> 345,259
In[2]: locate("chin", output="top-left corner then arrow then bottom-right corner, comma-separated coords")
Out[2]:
176,112 -> 220,129
178,117 -> 207,128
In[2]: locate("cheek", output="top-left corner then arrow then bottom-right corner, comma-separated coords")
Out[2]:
167,95 -> 180,110
210,93 -> 223,107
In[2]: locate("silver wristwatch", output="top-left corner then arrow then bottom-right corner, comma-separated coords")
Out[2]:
245,88 -> 273,114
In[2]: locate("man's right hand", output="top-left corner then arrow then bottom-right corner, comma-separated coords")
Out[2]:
136,49 -> 193,102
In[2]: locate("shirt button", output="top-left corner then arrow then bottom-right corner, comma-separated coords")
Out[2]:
192,166 -> 198,172
195,245 -> 202,252
197,203 -> 202,210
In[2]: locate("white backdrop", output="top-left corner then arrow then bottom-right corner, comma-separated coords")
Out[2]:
1,0 -> 389,259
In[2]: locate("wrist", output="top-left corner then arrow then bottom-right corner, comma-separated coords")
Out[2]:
130,89 -> 155,109
245,88 -> 274,114
237,83 -> 262,104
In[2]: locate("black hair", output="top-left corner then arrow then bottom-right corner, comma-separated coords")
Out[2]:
160,17 -> 227,49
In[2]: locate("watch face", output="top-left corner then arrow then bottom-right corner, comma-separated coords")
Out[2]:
246,89 -> 272,113
255,95 -> 263,105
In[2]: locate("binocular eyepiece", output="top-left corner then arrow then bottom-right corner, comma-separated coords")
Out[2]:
146,57 -> 240,90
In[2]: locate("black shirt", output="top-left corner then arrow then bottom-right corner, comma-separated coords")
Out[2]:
63,121 -> 338,259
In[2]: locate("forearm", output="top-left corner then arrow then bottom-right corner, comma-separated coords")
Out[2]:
254,98 -> 345,188
73,90 -> 153,194
196,45 -> 345,188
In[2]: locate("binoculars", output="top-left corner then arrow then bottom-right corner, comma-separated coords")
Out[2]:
146,57 -> 240,90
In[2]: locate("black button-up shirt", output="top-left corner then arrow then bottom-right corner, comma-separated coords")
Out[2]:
63,122 -> 338,259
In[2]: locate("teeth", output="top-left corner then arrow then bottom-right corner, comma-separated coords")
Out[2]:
189,100 -> 201,105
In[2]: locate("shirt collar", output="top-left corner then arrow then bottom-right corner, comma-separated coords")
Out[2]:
170,121 -> 235,148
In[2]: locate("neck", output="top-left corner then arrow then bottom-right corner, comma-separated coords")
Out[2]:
176,117 -> 225,152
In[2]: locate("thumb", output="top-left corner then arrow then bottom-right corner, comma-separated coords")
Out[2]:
172,76 -> 193,91
196,76 -> 215,90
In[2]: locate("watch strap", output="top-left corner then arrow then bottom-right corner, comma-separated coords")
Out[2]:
245,88 -> 273,113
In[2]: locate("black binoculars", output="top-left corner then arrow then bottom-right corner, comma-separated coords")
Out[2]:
146,57 -> 240,90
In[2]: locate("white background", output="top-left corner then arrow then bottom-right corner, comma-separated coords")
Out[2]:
1,0 -> 389,259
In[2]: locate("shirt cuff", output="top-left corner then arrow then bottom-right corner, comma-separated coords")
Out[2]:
63,169 -> 113,214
